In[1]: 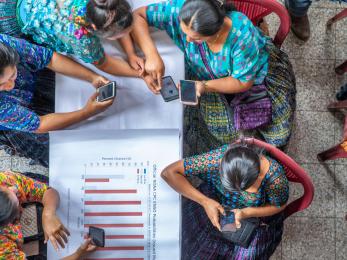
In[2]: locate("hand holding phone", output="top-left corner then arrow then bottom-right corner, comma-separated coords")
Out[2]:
160,76 -> 179,102
96,81 -> 116,102
179,80 -> 198,105
220,208 -> 237,232
89,226 -> 105,247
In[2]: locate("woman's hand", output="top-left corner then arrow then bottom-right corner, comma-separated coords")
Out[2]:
144,53 -> 165,89
75,238 -> 97,258
91,75 -> 110,89
232,209 -> 246,229
142,73 -> 160,94
128,54 -> 145,77
201,198 -> 225,231
83,92 -> 114,117
42,210 -> 70,251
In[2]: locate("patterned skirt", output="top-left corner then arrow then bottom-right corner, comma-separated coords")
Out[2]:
182,183 -> 284,260
0,0 -> 21,36
0,69 -> 55,168
183,42 -> 296,157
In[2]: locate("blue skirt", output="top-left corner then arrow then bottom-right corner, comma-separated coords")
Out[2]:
182,183 -> 284,260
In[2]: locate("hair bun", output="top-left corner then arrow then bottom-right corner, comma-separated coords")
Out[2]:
93,0 -> 120,8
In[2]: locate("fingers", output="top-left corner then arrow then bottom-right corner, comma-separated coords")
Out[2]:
54,233 -> 66,249
211,213 -> 221,231
59,230 -> 68,244
90,92 -> 99,101
63,225 -> 71,236
49,235 -> 60,251
156,72 -> 163,89
218,204 -> 225,216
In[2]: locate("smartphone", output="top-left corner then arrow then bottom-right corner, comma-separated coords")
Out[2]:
179,80 -> 198,105
220,209 -> 236,232
96,81 -> 116,102
160,76 -> 179,102
89,226 -> 105,247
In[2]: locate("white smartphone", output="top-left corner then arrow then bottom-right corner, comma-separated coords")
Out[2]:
96,81 -> 116,102
179,80 -> 198,105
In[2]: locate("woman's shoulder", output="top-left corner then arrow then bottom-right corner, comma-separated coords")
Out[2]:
264,156 -> 287,180
227,11 -> 253,28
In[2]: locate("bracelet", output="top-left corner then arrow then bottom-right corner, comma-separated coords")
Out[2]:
201,80 -> 208,93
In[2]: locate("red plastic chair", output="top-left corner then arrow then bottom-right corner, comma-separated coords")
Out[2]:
230,0 -> 291,47
241,137 -> 314,219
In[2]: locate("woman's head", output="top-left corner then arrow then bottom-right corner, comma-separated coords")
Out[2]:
86,0 -> 133,40
0,43 -> 19,91
179,0 -> 235,43
220,143 -> 262,192
0,186 -> 20,227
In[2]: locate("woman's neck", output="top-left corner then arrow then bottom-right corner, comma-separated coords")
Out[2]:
206,17 -> 232,52
245,156 -> 270,193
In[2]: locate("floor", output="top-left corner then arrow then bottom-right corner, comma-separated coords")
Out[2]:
0,1 -> 346,259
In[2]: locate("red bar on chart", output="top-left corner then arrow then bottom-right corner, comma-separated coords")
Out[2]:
85,201 -> 141,205
85,189 -> 137,194
84,224 -> 144,228
106,235 -> 145,239
96,246 -> 144,251
84,212 -> 142,217
85,178 -> 110,182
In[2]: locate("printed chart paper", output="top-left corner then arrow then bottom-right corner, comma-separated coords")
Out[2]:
49,130 -> 180,260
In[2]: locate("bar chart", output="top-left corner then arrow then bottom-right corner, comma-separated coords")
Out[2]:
82,161 -> 151,260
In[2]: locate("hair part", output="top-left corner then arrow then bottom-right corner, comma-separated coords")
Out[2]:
0,188 -> 19,227
86,0 -> 133,38
179,0 -> 235,36
220,142 -> 263,192
0,43 -> 19,77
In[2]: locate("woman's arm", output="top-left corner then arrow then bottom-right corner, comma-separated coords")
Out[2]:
196,77 -> 254,96
41,188 -> 70,251
35,92 -> 114,133
118,34 -> 145,75
47,52 -> 108,88
131,7 -> 164,88
95,54 -> 139,77
161,161 -> 224,230
62,238 -> 96,260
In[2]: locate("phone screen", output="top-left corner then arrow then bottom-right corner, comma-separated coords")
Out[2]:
97,82 -> 116,102
160,76 -> 179,102
220,211 -> 236,232
180,80 -> 197,103
89,226 -> 105,247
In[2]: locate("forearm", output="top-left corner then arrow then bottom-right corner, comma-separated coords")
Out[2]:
62,252 -> 81,260
161,162 -> 209,205
42,188 -> 60,215
241,204 -> 286,219
204,77 -> 253,94
96,54 -> 138,77
47,52 -> 97,83
132,8 -> 160,58
118,34 -> 137,57
35,109 -> 91,133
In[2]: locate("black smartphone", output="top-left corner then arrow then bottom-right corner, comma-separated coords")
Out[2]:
96,81 -> 116,102
179,80 -> 198,105
89,226 -> 105,247
220,209 -> 236,232
160,76 -> 179,102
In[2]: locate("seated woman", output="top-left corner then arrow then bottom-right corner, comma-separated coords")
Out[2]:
0,34 -> 114,166
0,0 -> 154,85
0,171 -> 99,259
132,0 -> 296,155
0,171 -> 70,258
161,141 -> 289,259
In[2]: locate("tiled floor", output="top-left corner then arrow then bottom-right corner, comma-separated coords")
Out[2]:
0,1 -> 346,259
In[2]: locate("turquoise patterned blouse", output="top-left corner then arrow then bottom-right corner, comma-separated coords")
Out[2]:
0,34 -> 53,132
146,0 -> 269,84
184,145 -> 289,209
19,0 -> 105,64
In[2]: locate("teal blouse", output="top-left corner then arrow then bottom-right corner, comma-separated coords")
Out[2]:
19,0 -> 105,64
146,0 -> 269,84
184,145 -> 289,209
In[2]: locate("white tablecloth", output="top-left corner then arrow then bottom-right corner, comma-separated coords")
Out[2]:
55,0 -> 184,131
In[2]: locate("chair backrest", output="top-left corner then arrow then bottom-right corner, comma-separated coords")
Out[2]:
230,0 -> 291,47
242,138 -> 314,219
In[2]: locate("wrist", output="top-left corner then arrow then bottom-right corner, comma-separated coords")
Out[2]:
43,207 -> 56,217
201,80 -> 208,94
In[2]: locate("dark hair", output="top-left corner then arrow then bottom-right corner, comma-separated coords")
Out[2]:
86,0 -> 133,38
179,0 -> 235,36
0,43 -> 19,77
0,188 -> 19,227
220,143 -> 262,192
